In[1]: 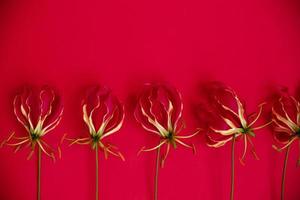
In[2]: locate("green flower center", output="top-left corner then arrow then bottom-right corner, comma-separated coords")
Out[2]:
91,134 -> 101,149
241,126 -> 255,137
166,131 -> 177,148
30,132 -> 40,141
92,134 -> 101,143
296,129 -> 300,137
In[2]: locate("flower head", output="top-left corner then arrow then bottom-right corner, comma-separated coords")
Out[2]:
207,88 -> 271,164
65,86 -> 125,160
272,95 -> 300,161
135,83 -> 199,166
1,87 -> 63,160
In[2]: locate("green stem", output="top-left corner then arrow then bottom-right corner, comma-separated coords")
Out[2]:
154,146 -> 161,200
96,145 -> 99,200
230,134 -> 236,200
281,145 -> 291,200
37,147 -> 41,200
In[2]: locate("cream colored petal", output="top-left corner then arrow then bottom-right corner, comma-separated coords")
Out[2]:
174,138 -> 193,149
37,140 -> 53,158
221,116 -> 237,129
5,139 -> 29,146
24,96 -> 34,130
174,92 -> 184,131
39,89 -> 55,125
235,95 -> 247,128
272,137 -> 297,151
252,121 -> 272,131
215,97 -> 239,118
249,102 -> 266,127
101,107 -> 125,140
167,100 -> 174,132
98,107 -> 116,136
161,143 -> 170,168
207,136 -> 233,148
138,140 -> 167,154
290,96 -> 300,125
13,97 -> 30,132
279,98 -> 296,127
83,104 -> 96,135
272,107 -> 298,132
239,135 -> 248,165
140,102 -> 168,137
176,129 -> 201,139
211,127 -> 242,136
41,108 -> 64,136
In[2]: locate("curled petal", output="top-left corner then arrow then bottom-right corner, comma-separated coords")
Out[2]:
239,135 -> 248,165
101,113 -> 124,139
65,137 -> 91,146
279,98 -> 296,126
140,103 -> 168,137
272,107 -> 298,132
27,149 -> 35,160
39,89 -> 55,125
37,140 -> 55,161
58,133 -> 67,159
13,97 -> 30,132
174,138 -> 195,151
138,140 -> 167,155
134,106 -> 161,136
161,143 -> 170,168
101,143 -> 125,161
83,103 -> 98,136
290,96 -> 300,125
207,133 -> 241,148
220,116 -> 237,129
249,102 -> 266,127
166,101 -> 174,132
215,96 -> 239,119
210,127 -> 242,136
174,120 -> 186,134
236,97 -> 247,128
273,131 -> 292,145
176,129 -> 201,139
100,101 -> 124,139
23,93 -> 34,130
207,136 -> 232,148
252,121 -> 272,131
273,119 -> 292,133
41,107 -> 63,136
247,135 -> 259,160
272,136 -> 298,152
220,89 -> 248,128
6,139 -> 30,147
1,132 -> 16,147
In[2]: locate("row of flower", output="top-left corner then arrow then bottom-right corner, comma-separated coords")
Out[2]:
1,83 -> 299,200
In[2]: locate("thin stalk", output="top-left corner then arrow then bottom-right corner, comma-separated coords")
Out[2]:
96,145 -> 99,200
281,145 -> 291,200
230,134 -> 236,200
37,147 -> 41,200
154,146 -> 161,200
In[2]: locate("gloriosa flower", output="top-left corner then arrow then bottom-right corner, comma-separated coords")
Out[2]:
65,86 -> 125,160
135,83 -> 199,166
207,88 -> 272,164
1,87 -> 63,160
271,94 -> 300,200
272,95 -> 300,162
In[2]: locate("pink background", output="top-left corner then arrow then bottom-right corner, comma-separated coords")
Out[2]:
0,0 -> 300,199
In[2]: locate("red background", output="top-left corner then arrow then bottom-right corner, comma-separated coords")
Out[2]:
0,0 -> 300,199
